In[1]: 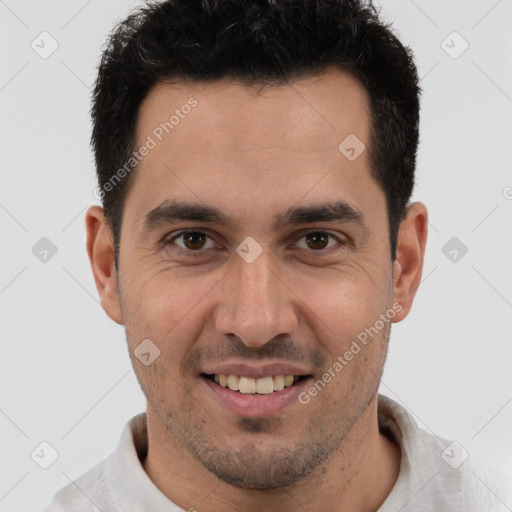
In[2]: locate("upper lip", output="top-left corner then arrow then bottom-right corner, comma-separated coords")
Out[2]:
201,362 -> 312,379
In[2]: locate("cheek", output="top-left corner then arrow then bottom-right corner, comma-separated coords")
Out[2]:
290,266 -> 390,338
121,269 -> 219,356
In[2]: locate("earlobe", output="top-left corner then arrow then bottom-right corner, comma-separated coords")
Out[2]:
392,202 -> 428,322
85,206 -> 124,324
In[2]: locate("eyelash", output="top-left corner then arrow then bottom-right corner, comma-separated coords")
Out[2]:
163,230 -> 348,257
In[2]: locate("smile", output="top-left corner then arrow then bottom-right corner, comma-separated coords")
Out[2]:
204,374 -> 308,395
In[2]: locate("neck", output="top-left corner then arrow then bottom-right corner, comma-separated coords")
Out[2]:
142,395 -> 401,512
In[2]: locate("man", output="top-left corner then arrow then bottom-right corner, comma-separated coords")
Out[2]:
44,0 -> 480,510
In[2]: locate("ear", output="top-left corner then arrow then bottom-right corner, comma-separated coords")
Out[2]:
392,202 -> 428,322
85,206 -> 124,324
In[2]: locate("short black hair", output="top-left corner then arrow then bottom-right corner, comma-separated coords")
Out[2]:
91,0 -> 420,260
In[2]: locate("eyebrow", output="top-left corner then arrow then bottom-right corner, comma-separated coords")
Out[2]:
142,200 -> 367,232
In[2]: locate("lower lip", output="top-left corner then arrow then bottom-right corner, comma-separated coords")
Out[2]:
201,376 -> 314,418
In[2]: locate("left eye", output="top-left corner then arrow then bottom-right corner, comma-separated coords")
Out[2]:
295,231 -> 340,251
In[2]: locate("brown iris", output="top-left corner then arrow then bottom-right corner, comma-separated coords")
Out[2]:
305,232 -> 330,250
182,232 -> 207,250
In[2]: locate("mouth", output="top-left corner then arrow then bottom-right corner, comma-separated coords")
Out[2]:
200,364 -> 316,417
202,373 -> 311,395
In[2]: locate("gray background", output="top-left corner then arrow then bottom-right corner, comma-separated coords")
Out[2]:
1,0 -> 511,510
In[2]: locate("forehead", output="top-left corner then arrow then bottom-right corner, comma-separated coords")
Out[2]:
138,67 -> 370,159
124,66 -> 382,232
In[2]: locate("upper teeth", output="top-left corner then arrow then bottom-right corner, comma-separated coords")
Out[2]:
213,374 -> 297,394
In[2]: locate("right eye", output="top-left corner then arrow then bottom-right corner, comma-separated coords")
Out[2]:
165,231 -> 217,253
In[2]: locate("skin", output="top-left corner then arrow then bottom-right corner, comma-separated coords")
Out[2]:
86,66 -> 428,512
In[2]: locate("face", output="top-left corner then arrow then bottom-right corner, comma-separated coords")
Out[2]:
98,68 -> 410,489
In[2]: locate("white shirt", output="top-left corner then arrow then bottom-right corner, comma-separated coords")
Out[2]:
42,395 -> 490,511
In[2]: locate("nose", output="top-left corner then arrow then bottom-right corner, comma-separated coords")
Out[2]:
214,248 -> 299,347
